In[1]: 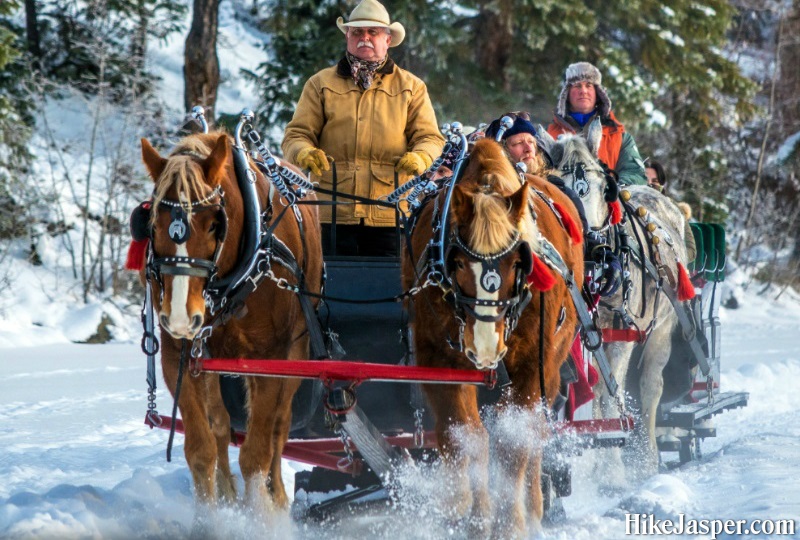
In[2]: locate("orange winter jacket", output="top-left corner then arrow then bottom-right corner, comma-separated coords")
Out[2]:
547,111 -> 646,185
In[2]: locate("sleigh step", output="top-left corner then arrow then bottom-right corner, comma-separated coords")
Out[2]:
656,391 -> 749,431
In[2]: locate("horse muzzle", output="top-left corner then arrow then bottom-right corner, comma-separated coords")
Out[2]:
465,346 -> 508,370
159,312 -> 204,340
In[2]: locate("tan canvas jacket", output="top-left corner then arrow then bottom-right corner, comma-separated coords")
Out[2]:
282,57 -> 445,226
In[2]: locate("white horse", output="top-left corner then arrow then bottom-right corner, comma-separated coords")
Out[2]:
539,121 -> 693,481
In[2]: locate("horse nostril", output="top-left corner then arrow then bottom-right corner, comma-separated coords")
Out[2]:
466,349 -> 478,365
159,314 -> 169,328
191,314 -> 203,331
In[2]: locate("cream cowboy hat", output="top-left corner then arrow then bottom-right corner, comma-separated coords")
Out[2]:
336,0 -> 405,47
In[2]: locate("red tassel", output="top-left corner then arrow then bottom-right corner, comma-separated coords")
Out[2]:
125,238 -> 149,271
553,201 -> 583,244
677,262 -> 696,301
608,200 -> 622,225
527,253 -> 556,291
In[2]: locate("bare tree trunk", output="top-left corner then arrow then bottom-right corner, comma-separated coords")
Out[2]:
131,0 -> 149,78
746,14 -> 784,231
474,0 -> 513,92
776,1 -> 800,138
184,0 -> 220,121
24,0 -> 41,65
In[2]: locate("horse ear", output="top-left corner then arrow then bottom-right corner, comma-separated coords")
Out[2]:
507,183 -> 529,226
451,184 -> 474,226
586,118 -> 603,156
536,125 -> 555,149
141,138 -> 167,181
204,134 -> 229,186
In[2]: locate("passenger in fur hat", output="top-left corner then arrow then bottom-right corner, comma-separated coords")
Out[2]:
282,0 -> 444,256
547,62 -> 647,186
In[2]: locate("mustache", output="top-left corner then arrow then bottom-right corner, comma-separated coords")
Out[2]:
357,41 -> 375,49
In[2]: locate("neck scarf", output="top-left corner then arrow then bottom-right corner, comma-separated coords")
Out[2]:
569,111 -> 596,127
346,52 -> 387,90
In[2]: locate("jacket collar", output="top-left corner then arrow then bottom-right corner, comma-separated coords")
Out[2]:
336,55 -> 396,78
553,110 -> 621,131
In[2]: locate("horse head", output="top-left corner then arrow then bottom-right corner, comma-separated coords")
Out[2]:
539,119 -> 616,232
141,133 -> 239,340
446,139 -> 534,369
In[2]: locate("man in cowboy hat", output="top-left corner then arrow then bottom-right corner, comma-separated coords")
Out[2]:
282,0 -> 445,256
547,61 -> 646,186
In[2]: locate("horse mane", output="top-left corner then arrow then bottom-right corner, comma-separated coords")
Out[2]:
468,192 -> 520,253
459,139 -> 537,254
558,135 -> 597,170
151,131 -> 230,224
468,138 -> 522,195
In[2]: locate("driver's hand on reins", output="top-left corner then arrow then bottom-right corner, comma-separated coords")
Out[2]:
395,151 -> 432,176
297,147 -> 330,176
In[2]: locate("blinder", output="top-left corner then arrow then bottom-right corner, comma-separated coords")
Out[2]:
517,240 -> 533,276
130,201 -> 152,242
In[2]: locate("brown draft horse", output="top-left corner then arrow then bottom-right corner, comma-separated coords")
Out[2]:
403,139 -> 583,537
140,132 -> 323,516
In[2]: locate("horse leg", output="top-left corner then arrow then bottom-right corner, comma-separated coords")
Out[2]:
592,341 -> 634,491
240,376 -> 298,515
205,374 -> 237,503
495,384 -> 549,538
267,378 -> 301,510
267,336 -> 309,509
635,324 -> 672,477
423,383 -> 491,532
160,342 -> 217,506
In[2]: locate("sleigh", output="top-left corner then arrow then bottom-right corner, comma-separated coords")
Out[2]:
651,222 -> 748,463
140,109 -> 746,523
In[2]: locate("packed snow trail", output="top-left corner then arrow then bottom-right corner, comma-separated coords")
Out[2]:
1,285 -> 799,539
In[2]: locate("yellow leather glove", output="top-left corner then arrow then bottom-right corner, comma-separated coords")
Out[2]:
296,147 -> 330,177
395,151 -> 432,176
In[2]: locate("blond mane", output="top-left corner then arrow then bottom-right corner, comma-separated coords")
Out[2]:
150,132 -> 227,224
459,139 -> 539,254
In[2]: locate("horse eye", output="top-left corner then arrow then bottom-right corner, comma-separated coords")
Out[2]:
208,222 -> 217,233
456,260 -> 465,270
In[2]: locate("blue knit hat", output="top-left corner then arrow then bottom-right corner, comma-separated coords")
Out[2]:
484,115 -> 537,141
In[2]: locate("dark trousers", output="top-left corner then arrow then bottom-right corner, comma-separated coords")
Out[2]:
321,224 -> 399,257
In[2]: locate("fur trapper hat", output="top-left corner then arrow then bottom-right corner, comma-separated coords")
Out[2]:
556,62 -> 612,118
336,0 -> 405,47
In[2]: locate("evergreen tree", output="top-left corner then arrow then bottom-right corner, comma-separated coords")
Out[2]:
25,0 -> 186,97
0,0 -> 34,239
247,1 -> 755,143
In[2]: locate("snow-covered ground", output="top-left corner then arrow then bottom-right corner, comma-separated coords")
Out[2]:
1,271 -> 799,539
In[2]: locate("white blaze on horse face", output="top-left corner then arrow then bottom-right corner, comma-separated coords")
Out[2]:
468,262 -> 504,369
166,243 -> 193,337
